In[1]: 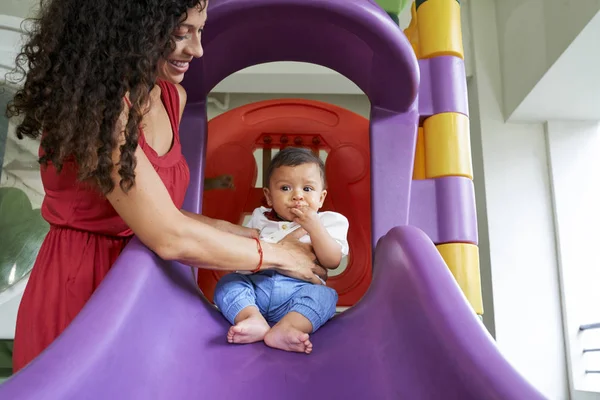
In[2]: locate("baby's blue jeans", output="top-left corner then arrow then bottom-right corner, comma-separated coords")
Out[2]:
214,270 -> 338,332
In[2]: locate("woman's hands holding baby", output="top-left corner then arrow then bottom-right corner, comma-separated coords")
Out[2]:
214,220 -> 259,239
274,228 -> 328,285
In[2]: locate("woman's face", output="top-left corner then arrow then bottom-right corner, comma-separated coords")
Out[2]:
157,4 -> 207,84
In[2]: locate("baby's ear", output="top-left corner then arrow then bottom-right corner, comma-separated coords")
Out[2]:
319,189 -> 328,207
263,187 -> 273,207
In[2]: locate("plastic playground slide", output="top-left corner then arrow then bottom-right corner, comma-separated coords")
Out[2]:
0,226 -> 545,399
0,0 -> 548,398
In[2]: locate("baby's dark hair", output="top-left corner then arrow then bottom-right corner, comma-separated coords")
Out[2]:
265,147 -> 326,188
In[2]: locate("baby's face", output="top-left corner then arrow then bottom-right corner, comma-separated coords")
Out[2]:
264,163 -> 327,221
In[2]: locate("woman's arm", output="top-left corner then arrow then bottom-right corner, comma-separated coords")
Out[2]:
105,109 -> 323,283
180,210 -> 258,239
172,85 -> 255,239
106,145 -> 265,270
103,99 -> 266,270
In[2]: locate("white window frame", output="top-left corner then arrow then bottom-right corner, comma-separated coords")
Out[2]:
546,121 -> 600,399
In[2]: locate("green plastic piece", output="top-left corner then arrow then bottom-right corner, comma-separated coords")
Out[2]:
387,11 -> 400,25
376,0 -> 411,14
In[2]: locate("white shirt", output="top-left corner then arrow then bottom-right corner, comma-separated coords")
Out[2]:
247,206 -> 350,255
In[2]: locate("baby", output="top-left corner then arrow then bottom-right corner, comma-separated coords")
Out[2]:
213,147 -> 349,354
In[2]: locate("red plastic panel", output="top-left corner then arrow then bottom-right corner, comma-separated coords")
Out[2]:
200,99 -> 371,307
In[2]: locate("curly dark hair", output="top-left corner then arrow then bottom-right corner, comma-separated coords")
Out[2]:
5,0 -> 206,193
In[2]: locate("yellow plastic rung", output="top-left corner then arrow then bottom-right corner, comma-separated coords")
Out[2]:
423,112 -> 472,179
437,243 -> 483,315
413,127 -> 426,180
403,2 -> 421,59
416,0 -> 464,59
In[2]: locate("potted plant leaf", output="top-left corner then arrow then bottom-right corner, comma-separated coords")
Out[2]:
0,187 -> 49,293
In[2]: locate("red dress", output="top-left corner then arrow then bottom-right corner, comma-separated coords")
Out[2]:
12,80 -> 190,372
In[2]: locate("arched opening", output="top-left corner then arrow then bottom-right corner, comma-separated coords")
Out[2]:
180,0 -> 421,246
196,57 -> 375,306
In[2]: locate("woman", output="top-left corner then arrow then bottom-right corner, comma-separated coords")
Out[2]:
6,0 -> 326,372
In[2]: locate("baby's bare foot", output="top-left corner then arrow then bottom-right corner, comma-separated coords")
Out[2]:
227,315 -> 270,344
264,323 -> 313,354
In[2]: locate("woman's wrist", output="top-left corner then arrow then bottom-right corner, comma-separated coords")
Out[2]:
259,241 -> 285,271
248,238 -> 264,273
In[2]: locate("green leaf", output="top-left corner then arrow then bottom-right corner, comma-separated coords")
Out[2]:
0,189 -> 49,293
0,187 -> 33,229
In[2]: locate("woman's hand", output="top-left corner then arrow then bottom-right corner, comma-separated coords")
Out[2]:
220,221 -> 259,239
271,229 -> 328,285
239,227 -> 260,239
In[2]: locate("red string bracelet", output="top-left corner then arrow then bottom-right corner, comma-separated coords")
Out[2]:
250,238 -> 263,273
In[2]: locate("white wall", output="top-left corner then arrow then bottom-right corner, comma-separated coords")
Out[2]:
547,121 -> 600,398
495,0 -> 600,119
467,78 -> 496,338
469,1 -> 568,398
510,12 -> 600,122
0,0 -> 35,18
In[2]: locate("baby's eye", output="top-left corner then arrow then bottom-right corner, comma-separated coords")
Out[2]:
280,185 -> 291,191
303,186 -> 314,192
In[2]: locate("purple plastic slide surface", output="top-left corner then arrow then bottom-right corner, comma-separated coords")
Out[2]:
0,227 -> 545,399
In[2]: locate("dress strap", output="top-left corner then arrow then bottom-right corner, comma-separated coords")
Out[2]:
121,82 -> 182,167
156,80 -> 180,133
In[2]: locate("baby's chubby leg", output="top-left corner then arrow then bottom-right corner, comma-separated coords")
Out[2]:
265,283 -> 338,354
214,273 -> 272,344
